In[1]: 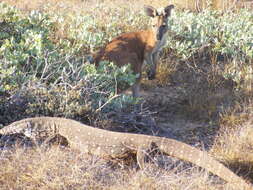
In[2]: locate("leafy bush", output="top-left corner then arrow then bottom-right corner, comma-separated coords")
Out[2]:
167,9 -> 253,89
0,3 -> 57,90
50,4 -> 148,54
0,3 -> 138,124
167,10 -> 253,60
0,60 -> 137,124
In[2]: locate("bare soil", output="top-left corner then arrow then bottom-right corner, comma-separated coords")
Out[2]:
141,84 -> 219,149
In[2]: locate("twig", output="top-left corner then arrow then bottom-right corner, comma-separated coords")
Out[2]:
95,94 -> 120,113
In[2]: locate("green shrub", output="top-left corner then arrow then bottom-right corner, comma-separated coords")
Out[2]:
49,5 -> 148,54
0,3 -> 138,123
0,59 -> 137,124
167,10 -> 253,60
167,9 -> 253,89
0,3 -> 57,90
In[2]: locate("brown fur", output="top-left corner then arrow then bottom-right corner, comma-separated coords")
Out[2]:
94,30 -> 156,79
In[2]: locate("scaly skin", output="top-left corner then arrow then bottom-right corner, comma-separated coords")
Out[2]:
0,117 -> 252,189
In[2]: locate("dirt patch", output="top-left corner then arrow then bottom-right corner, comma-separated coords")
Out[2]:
141,84 -> 219,149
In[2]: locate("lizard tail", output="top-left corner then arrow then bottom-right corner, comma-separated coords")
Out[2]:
156,138 -> 252,190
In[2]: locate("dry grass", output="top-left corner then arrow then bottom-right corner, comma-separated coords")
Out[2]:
2,0 -> 169,16
211,101 -> 253,169
0,146 -> 242,190
142,56 -> 178,87
211,120 -> 253,180
168,0 -> 253,11
154,56 -> 179,87
7,0 -> 250,12
207,100 -> 253,183
219,100 -> 253,129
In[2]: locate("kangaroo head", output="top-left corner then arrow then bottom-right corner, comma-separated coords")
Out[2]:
144,4 -> 174,80
144,4 -> 174,41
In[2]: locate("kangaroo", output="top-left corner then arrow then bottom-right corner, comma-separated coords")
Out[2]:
94,5 -> 174,97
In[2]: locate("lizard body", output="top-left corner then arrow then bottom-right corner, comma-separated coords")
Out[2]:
0,117 -> 251,189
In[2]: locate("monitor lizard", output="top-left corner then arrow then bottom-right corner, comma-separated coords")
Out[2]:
0,117 -> 251,189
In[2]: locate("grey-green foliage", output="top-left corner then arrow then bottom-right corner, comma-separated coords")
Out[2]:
81,61 -> 137,111
167,10 -> 218,59
50,4 -> 147,54
0,3 -> 56,90
217,10 -> 253,60
56,59 -> 137,111
21,61 -> 137,120
0,3 -> 138,116
65,15 -> 106,51
167,9 -> 253,61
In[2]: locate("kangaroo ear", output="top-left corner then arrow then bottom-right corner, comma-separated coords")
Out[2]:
164,4 -> 174,17
144,5 -> 157,17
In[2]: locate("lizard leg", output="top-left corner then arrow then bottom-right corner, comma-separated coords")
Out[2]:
137,142 -> 161,169
137,143 -> 163,169
44,134 -> 69,147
